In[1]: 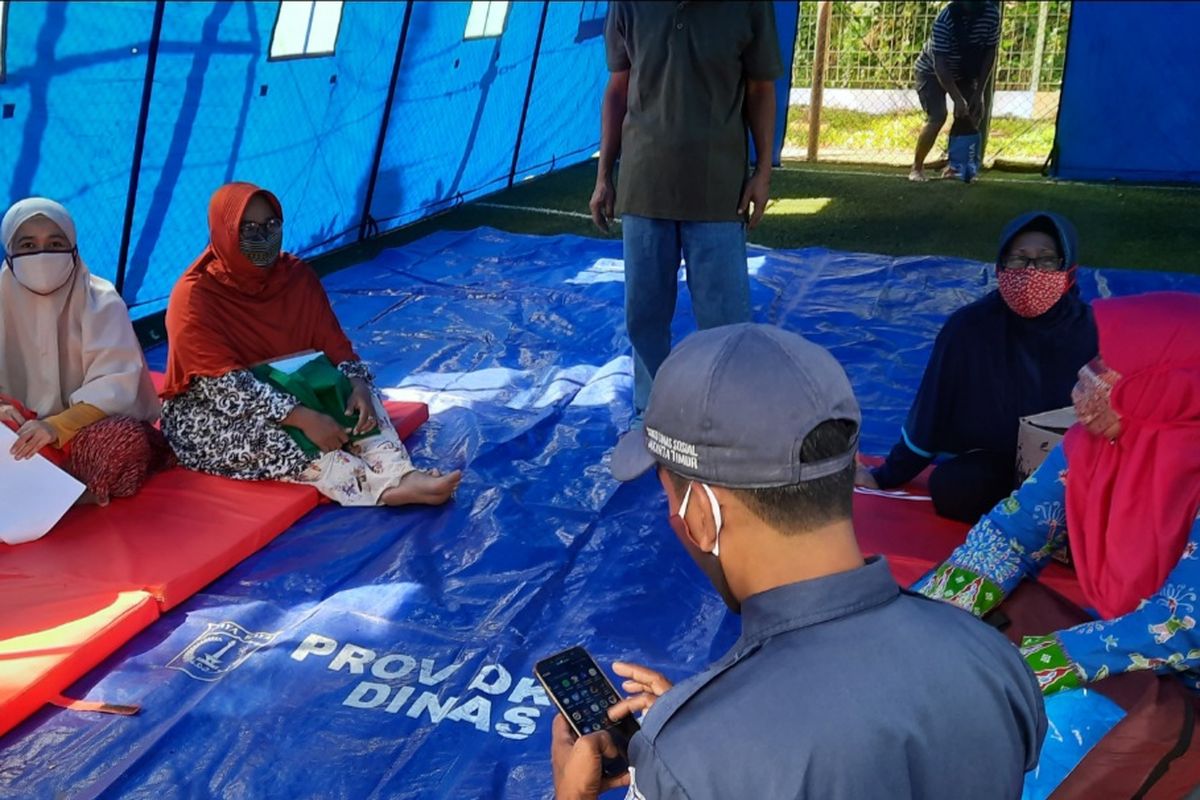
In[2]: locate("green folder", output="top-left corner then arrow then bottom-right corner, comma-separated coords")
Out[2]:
250,353 -> 379,457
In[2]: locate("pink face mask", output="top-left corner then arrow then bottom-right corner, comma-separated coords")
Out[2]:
1071,356 -> 1122,440
997,267 -> 1073,318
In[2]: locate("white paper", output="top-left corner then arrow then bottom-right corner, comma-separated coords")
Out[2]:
0,425 -> 86,545
1021,405 -> 1078,433
268,350 -> 323,376
853,486 -> 934,502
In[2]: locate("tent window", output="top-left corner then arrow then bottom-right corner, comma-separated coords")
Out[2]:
464,1 -> 510,40
0,1 -> 8,83
269,1 -> 344,61
576,1 -> 605,43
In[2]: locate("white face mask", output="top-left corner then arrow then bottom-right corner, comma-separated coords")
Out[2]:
8,250 -> 78,295
679,481 -> 725,557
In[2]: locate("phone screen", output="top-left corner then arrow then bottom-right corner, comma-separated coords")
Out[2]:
535,646 -> 640,742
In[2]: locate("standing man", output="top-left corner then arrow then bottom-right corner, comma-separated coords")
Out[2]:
910,0 -> 1001,181
551,324 -> 1046,800
590,1 -> 782,421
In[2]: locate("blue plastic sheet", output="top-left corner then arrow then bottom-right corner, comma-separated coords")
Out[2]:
4,230 -> 1200,798
1021,689 -> 1127,800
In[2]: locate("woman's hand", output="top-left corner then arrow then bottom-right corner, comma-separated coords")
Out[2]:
284,406 -> 349,453
11,419 -> 56,460
0,402 -> 26,427
345,377 -> 378,435
854,461 -> 879,489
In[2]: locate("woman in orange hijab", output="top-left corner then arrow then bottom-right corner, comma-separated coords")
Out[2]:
161,182 -> 460,507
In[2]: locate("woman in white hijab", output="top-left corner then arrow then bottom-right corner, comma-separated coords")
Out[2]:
1,197 -> 170,505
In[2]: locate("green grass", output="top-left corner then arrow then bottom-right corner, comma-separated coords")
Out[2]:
313,160 -> 1200,279
784,106 -> 1058,165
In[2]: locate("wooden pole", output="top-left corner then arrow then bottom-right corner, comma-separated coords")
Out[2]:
807,0 -> 833,162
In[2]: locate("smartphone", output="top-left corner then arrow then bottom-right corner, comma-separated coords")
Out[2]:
535,646 -> 640,775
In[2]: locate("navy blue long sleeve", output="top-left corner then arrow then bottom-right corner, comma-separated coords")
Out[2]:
874,212 -> 1097,489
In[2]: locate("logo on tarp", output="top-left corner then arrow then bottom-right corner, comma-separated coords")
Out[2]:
289,633 -> 551,740
168,621 -> 279,682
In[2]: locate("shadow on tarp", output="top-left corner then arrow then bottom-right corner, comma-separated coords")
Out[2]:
6,228 -> 1200,799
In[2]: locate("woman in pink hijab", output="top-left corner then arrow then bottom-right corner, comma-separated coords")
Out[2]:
0,197 -> 171,506
916,291 -> 1200,696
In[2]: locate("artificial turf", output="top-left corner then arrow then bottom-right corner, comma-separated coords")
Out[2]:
314,159 -> 1200,277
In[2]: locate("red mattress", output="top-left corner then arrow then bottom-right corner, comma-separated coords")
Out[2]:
0,396 -> 428,738
853,469 -> 1086,608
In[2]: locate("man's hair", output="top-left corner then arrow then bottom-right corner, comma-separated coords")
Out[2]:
667,419 -> 857,533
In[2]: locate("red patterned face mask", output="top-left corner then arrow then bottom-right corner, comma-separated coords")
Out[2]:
997,267 -> 1073,318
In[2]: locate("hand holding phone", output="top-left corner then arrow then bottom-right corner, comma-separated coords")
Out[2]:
550,715 -> 632,800
536,646 -> 641,779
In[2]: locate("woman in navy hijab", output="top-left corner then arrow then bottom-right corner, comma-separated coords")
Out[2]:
858,212 -> 1098,522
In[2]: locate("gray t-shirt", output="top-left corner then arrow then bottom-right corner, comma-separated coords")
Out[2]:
605,1 -> 783,222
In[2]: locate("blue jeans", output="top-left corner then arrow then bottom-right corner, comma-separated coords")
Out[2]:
622,214 -> 750,413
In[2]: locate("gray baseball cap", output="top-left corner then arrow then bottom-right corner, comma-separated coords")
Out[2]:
611,323 -> 861,487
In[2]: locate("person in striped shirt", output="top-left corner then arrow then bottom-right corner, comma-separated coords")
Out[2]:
911,1 -> 1001,181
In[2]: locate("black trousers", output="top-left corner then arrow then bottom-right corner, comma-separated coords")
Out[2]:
928,449 -> 1015,524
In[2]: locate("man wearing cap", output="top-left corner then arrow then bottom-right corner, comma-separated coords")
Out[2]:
550,324 -> 1045,800
589,1 -> 782,422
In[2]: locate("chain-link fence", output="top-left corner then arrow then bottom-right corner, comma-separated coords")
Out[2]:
787,1 -> 1071,168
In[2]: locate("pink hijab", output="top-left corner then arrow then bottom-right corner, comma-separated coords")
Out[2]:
1064,292 -> 1200,619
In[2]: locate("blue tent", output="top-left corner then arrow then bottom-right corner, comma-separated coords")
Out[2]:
0,0 -> 798,318
1052,0 -> 1200,184
3,0 -> 1196,321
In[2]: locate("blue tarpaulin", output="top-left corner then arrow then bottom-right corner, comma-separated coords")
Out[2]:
1021,689 -> 1127,800
2,229 -> 1198,798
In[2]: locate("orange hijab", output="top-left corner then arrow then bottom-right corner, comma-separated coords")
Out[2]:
161,182 -> 358,399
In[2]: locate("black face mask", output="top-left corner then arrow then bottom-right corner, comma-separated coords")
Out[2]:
239,227 -> 283,268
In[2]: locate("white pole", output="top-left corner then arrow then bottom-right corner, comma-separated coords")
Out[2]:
1029,0 -> 1051,94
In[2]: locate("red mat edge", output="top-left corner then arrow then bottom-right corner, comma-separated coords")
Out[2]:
0,396 -> 430,739
0,592 -> 159,739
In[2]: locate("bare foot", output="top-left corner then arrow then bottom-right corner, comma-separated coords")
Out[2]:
941,165 -> 960,180
908,168 -> 928,182
381,469 -> 462,507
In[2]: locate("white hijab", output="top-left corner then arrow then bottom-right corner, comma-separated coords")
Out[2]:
0,198 -> 159,421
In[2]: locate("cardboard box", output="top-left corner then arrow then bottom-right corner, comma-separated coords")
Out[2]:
1016,406 -> 1078,566
1016,406 -> 1077,484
